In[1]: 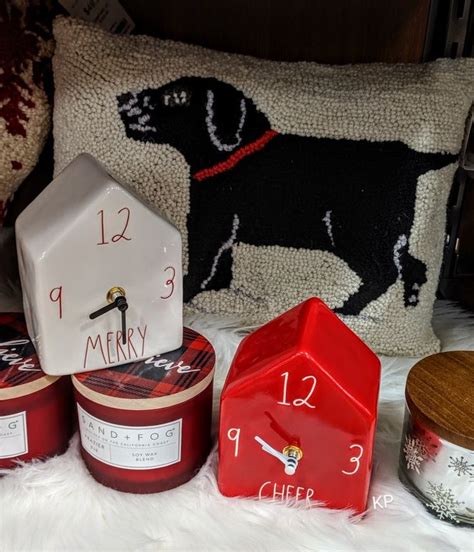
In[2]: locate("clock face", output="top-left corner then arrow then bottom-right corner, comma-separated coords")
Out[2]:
17,180 -> 182,376
218,356 -> 377,513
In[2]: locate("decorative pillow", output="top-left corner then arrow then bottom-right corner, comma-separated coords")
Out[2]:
52,17 -> 474,356
0,1 -> 53,225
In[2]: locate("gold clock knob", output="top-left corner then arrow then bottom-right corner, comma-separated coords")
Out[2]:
283,445 -> 303,460
282,445 -> 303,476
107,286 -> 126,303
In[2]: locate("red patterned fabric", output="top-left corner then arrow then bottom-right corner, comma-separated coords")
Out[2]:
0,312 -> 43,388
75,328 -> 215,400
0,1 -> 53,226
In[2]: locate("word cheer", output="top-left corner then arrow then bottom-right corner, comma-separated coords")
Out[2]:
258,481 -> 315,503
83,326 -> 147,369
0,339 -> 39,371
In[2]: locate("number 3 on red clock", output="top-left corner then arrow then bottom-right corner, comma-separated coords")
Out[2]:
342,444 -> 364,475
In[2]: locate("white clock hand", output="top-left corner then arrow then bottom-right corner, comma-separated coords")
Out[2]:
254,436 -> 299,475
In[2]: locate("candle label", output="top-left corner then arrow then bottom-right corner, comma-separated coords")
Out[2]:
0,411 -> 28,459
77,405 -> 182,470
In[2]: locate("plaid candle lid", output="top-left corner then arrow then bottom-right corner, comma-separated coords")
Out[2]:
0,313 -> 57,400
0,313 -> 43,388
73,327 -> 215,404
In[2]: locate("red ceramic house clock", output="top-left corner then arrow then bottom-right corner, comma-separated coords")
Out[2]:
218,298 -> 381,513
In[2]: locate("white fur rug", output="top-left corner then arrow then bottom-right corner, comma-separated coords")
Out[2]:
1,262 -> 473,551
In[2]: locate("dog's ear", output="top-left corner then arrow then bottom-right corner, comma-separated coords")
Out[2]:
205,81 -> 247,152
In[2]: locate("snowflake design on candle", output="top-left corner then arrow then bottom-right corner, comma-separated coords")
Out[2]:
403,435 -> 428,474
425,482 -> 463,523
448,456 -> 474,478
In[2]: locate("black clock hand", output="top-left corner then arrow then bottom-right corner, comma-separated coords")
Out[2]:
89,301 -> 118,319
89,294 -> 128,345
117,297 -> 128,345
121,309 -> 127,344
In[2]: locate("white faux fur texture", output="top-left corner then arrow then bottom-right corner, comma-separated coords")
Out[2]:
1,291 -> 473,551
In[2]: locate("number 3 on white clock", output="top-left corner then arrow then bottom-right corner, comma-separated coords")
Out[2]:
227,428 -> 240,457
160,266 -> 176,300
342,444 -> 364,475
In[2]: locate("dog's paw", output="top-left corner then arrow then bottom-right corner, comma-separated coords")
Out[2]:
404,282 -> 421,308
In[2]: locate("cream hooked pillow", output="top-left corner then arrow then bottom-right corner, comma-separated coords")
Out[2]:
52,17 -> 474,356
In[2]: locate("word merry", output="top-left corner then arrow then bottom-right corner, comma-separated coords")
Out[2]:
83,326 -> 147,369
258,481 -> 315,503
143,355 -> 199,374
0,339 -> 39,371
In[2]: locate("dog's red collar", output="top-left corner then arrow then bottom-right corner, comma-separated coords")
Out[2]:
193,129 -> 278,182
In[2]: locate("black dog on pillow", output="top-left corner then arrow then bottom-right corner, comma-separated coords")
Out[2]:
117,77 -> 455,315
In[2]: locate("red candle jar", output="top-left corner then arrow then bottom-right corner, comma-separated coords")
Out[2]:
72,327 -> 215,493
0,313 -> 73,469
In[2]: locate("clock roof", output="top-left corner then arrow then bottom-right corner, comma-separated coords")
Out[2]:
223,298 -> 380,418
15,153 -> 177,254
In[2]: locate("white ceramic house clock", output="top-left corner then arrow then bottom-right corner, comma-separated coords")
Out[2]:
15,153 -> 183,376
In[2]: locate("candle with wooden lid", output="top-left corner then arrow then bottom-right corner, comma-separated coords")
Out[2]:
399,351 -> 474,526
0,313 -> 73,469
72,327 -> 215,493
